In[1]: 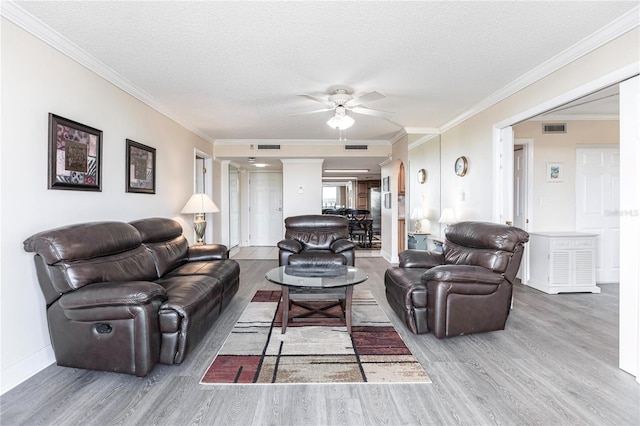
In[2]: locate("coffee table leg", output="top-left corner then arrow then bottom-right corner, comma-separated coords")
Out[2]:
345,286 -> 353,334
282,287 -> 289,334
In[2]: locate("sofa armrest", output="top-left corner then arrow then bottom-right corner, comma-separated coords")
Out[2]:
277,239 -> 303,254
422,265 -> 504,294
188,244 -> 229,261
331,239 -> 356,253
58,281 -> 167,310
398,250 -> 444,268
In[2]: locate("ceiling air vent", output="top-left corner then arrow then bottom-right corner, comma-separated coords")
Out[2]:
257,144 -> 281,150
344,144 -> 368,151
542,123 -> 566,134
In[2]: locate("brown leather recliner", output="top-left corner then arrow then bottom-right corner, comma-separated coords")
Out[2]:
23,217 -> 240,376
277,215 -> 356,267
385,221 -> 529,338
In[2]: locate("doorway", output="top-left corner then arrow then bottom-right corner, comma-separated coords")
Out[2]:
249,171 -> 283,246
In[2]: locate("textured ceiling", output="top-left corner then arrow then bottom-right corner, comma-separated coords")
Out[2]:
13,1 -> 638,147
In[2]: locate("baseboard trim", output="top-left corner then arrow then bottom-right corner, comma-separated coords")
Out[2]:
1,345 -> 55,395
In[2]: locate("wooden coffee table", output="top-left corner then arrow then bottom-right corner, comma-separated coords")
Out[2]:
265,265 -> 368,334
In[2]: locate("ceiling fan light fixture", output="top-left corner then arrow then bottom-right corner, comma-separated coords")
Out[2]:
327,111 -> 354,130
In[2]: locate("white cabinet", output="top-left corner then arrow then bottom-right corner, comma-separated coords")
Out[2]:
527,232 -> 600,294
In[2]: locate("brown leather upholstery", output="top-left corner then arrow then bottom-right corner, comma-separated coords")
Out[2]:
23,217 -> 239,376
384,221 -> 528,338
277,215 -> 356,266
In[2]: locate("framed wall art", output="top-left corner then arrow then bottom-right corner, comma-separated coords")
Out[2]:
126,139 -> 156,194
546,162 -> 563,182
48,113 -> 102,191
384,192 -> 391,209
382,176 -> 390,192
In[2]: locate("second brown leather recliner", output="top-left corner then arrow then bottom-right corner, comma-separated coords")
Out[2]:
385,221 -> 529,338
277,215 -> 356,267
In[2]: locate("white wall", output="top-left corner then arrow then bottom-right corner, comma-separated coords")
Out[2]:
409,135 -> 441,236
281,159 -> 323,218
514,120 -> 619,231
440,28 -> 639,225
0,19 -> 213,393
619,75 -> 639,379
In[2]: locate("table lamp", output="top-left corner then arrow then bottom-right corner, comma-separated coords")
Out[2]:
181,193 -> 219,244
410,207 -> 425,233
438,208 -> 457,230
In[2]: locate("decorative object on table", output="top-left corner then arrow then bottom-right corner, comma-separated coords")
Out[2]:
410,207 -> 425,232
126,139 -> 156,194
454,156 -> 468,177
546,162 -> 564,182
200,289 -> 431,384
417,168 -> 426,184
384,192 -> 391,209
48,113 -> 102,191
181,193 -> 220,244
438,208 -> 457,228
382,176 -> 390,191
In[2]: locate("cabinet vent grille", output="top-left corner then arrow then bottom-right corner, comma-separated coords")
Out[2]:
542,123 -> 566,133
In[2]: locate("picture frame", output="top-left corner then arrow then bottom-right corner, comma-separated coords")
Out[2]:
126,139 -> 156,194
382,176 -> 390,192
546,162 -> 563,182
384,193 -> 391,209
48,113 -> 102,191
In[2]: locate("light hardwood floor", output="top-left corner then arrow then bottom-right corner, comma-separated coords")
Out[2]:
2,257 -> 639,425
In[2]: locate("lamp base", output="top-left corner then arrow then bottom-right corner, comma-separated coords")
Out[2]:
193,213 -> 207,244
414,220 -> 422,233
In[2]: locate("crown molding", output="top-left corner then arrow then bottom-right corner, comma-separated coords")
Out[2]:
1,1 -> 215,144
213,138 -> 390,146
439,5 -> 640,133
528,113 -> 619,121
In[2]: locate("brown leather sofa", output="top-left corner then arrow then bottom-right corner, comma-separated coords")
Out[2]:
385,221 -> 529,338
23,217 -> 240,376
277,215 -> 356,266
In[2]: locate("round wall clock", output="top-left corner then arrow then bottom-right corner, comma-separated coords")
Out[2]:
417,169 -> 426,184
455,156 -> 468,177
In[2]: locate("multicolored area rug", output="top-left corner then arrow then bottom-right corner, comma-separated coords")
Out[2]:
201,289 -> 431,384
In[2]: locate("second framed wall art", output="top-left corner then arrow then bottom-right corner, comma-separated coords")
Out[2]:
126,139 -> 156,194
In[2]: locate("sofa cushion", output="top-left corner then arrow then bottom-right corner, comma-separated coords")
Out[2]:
166,259 -> 240,296
24,221 -> 142,264
284,215 -> 349,250
288,251 -> 346,266
130,218 -> 189,277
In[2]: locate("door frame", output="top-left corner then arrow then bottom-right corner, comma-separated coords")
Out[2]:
492,64 -> 639,380
514,139 -> 534,283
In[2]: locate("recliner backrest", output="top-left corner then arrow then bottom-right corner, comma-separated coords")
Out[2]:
443,221 -> 529,281
130,217 -> 189,277
23,222 -> 157,298
284,215 -> 349,250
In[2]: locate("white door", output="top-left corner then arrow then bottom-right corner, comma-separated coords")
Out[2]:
249,172 -> 283,246
576,146 -> 620,283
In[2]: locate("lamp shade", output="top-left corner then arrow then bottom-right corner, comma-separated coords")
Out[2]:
181,193 -> 220,214
410,207 -> 424,220
438,208 -> 457,225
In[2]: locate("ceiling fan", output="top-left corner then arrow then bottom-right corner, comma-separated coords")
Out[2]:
292,87 -> 393,129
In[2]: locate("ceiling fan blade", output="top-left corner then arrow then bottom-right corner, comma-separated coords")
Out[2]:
348,91 -> 385,106
289,107 -> 333,117
297,93 -> 334,107
350,106 -> 393,117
